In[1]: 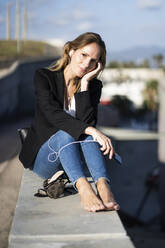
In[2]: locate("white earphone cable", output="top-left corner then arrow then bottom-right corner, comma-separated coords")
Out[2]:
47,134 -> 98,163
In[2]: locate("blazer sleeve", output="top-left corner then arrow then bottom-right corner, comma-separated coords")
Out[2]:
34,69 -> 89,140
74,79 -> 102,126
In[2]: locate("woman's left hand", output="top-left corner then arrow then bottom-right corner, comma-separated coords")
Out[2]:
84,126 -> 115,159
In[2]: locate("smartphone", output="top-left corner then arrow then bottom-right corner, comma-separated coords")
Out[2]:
113,152 -> 122,165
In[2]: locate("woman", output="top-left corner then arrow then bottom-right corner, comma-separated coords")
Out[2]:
19,32 -> 119,212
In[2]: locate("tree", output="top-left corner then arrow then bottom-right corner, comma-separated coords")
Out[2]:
121,61 -> 136,68
107,60 -> 121,68
142,79 -> 158,112
152,54 -> 164,68
142,79 -> 159,130
138,59 -> 150,68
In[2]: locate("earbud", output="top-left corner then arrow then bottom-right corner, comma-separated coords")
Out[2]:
69,49 -> 74,58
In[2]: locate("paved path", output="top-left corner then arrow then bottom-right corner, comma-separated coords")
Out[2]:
0,118 -> 31,248
0,157 -> 23,248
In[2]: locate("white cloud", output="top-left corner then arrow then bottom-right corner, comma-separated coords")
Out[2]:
76,21 -> 93,31
45,38 -> 65,47
55,8 -> 95,27
72,9 -> 94,20
138,0 -> 162,9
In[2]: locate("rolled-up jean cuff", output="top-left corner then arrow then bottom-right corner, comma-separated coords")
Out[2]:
72,176 -> 86,191
95,177 -> 110,185
72,176 -> 110,191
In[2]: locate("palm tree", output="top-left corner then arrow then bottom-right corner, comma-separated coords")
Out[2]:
152,54 -> 163,68
142,79 -> 158,130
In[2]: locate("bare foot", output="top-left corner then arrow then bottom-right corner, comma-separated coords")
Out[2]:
76,178 -> 105,212
96,178 -> 120,211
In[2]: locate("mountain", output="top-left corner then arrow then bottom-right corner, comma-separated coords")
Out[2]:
107,46 -> 165,64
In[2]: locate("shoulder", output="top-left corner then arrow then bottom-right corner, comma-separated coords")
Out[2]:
34,68 -> 63,85
34,68 -> 65,94
35,67 -> 57,79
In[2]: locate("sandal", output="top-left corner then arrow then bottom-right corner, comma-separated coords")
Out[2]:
34,170 -> 70,199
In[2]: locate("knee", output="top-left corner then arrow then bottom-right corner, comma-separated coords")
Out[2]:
84,135 -> 93,141
54,130 -> 75,145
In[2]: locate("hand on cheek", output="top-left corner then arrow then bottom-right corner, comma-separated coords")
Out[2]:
81,62 -> 102,82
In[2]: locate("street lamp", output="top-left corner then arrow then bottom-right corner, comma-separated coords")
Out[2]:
15,0 -> 21,53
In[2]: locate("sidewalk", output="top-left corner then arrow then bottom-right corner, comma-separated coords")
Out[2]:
0,156 -> 23,248
0,118 -> 31,248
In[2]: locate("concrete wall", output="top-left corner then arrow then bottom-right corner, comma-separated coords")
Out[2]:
0,58 -> 57,121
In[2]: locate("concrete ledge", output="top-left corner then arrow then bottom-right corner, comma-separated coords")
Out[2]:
99,126 -> 160,140
8,158 -> 134,248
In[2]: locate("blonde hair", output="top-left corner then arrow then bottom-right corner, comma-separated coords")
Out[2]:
49,32 -> 106,92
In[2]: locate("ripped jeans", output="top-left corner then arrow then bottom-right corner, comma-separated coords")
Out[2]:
33,130 -> 110,186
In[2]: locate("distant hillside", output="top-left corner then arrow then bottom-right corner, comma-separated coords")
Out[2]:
107,46 -> 165,64
0,40 -> 61,68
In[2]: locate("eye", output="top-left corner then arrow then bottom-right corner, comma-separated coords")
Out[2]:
91,59 -> 97,65
81,53 -> 86,57
91,59 -> 96,63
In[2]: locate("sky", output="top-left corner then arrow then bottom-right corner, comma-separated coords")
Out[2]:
0,0 -> 165,52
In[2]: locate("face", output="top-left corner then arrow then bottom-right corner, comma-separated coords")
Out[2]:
69,42 -> 101,78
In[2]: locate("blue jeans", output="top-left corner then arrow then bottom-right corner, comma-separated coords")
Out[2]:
33,130 -> 110,186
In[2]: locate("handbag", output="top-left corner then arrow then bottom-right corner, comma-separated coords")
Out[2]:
35,170 -> 68,198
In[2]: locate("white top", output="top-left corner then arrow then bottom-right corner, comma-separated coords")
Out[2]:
64,95 -> 76,117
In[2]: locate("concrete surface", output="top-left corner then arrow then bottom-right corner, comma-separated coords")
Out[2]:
9,238 -> 134,248
8,168 -> 134,248
0,118 -> 31,248
0,157 -> 23,248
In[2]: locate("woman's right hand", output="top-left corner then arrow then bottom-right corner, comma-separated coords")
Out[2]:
84,127 -> 114,159
81,62 -> 102,83
80,62 -> 103,92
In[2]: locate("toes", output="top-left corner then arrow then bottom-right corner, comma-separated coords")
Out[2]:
91,207 -> 97,212
107,202 -> 114,207
84,206 -> 91,212
84,202 -> 105,212
99,204 -> 105,210
91,203 -> 105,212
104,202 -> 114,209
114,204 -> 120,210
104,202 -> 120,211
96,203 -> 105,211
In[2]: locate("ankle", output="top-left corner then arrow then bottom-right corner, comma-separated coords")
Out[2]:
76,177 -> 92,194
97,177 -> 109,187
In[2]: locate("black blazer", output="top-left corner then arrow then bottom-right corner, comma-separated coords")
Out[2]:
19,68 -> 102,169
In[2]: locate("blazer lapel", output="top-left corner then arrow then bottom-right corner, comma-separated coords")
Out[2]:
52,70 -> 65,107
